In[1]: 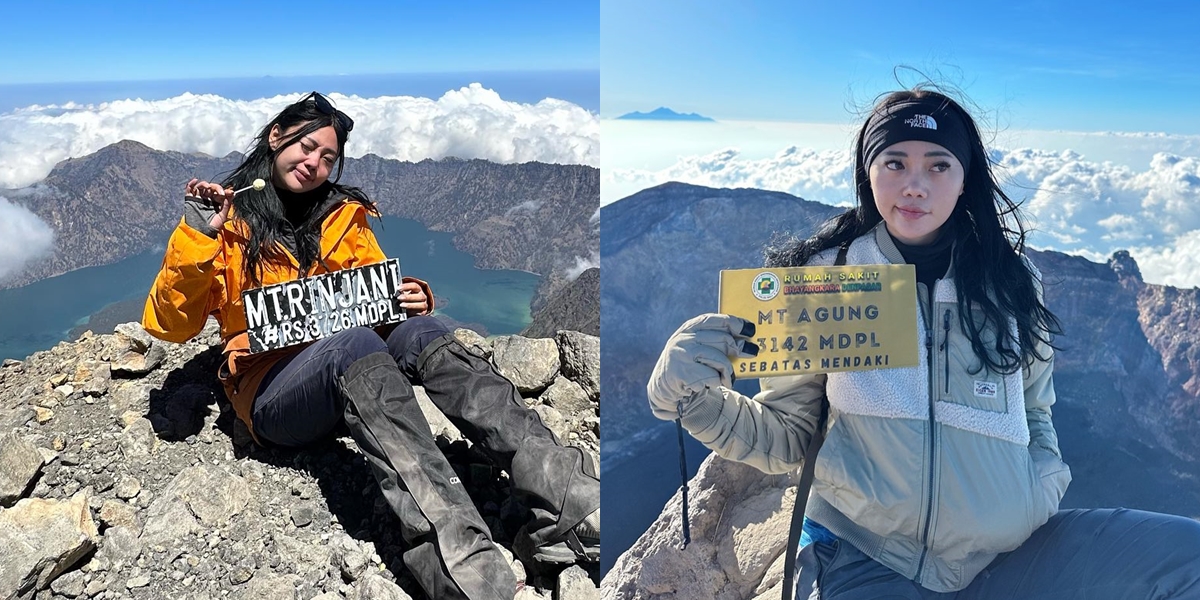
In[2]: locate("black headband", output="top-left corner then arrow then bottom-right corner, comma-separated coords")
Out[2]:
862,97 -> 973,176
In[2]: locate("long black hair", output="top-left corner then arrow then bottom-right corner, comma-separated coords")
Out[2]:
765,88 -> 1061,373
222,93 -> 375,287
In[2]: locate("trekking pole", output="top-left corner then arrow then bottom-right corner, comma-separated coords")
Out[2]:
675,408 -> 691,550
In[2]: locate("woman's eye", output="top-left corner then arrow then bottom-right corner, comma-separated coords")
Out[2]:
931,162 -> 951,172
884,160 -> 904,170
322,155 -> 335,165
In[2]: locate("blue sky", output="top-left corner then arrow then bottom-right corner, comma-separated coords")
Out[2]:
1,0 -> 597,83
602,0 -> 1200,133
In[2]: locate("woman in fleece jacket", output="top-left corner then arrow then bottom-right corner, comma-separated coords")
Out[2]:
647,88 -> 1200,599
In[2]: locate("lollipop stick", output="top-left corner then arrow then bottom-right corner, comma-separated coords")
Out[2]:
232,178 -> 267,196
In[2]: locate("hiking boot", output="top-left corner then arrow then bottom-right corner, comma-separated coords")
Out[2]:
520,508 -> 600,565
414,332 -> 601,565
340,351 -> 514,600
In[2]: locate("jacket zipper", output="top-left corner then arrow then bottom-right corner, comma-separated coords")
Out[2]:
942,309 -> 951,394
916,284 -> 940,579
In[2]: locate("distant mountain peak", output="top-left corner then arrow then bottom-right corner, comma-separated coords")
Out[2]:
616,107 -> 715,122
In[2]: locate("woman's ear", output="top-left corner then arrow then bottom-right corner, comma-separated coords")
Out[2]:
268,124 -> 282,151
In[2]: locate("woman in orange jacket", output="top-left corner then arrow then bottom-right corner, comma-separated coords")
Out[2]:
142,92 -> 598,600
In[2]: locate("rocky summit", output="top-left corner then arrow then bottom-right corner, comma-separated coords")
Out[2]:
0,320 -> 600,600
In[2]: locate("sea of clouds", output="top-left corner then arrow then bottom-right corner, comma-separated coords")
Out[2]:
0,85 -> 598,281
605,144 -> 1200,288
0,84 -> 598,190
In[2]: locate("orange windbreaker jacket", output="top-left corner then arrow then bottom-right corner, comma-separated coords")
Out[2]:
142,199 -> 433,438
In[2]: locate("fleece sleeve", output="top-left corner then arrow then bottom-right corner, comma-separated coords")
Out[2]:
677,373 -> 826,475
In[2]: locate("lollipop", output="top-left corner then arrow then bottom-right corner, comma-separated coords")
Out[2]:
232,179 -> 267,195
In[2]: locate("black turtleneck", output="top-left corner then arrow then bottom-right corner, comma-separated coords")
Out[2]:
275,183 -> 339,257
891,227 -> 954,290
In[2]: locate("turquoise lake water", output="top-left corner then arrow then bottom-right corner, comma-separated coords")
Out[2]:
0,216 -> 539,361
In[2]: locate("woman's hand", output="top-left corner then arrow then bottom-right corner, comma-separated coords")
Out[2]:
185,178 -> 234,230
396,281 -> 429,316
646,313 -> 758,421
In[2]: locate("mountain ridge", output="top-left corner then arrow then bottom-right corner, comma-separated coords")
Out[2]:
2,142 -> 598,320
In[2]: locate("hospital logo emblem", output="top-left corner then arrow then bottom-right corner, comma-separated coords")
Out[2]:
752,272 -> 780,301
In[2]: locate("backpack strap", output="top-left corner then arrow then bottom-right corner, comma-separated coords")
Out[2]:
780,415 -> 827,600
781,242 -> 846,600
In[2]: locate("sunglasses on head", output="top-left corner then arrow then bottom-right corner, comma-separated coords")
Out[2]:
309,92 -> 354,132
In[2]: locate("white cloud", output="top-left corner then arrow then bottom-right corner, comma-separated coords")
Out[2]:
564,252 -> 599,281
604,146 -> 855,208
0,85 -> 598,189
0,195 -> 55,282
1132,230 -> 1200,289
606,145 -> 1200,287
505,199 -> 542,216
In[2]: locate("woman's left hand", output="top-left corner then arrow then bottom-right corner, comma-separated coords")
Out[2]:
396,282 -> 429,315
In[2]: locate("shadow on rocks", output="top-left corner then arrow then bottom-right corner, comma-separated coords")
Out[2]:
140,347 -> 575,597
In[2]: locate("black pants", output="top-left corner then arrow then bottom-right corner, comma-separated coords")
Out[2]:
251,317 -> 445,445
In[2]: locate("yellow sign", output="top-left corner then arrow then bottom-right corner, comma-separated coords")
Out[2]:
718,265 -> 919,378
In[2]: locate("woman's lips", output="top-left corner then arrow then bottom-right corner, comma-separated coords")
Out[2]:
896,206 -> 926,219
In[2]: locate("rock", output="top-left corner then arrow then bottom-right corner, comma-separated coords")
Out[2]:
49,374 -> 68,387
114,475 -> 141,499
533,405 -> 568,440
454,328 -> 493,359
291,505 -> 314,528
99,526 -> 143,566
108,382 -> 151,414
413,386 -> 464,442
353,573 -> 412,600
118,418 -> 158,457
557,565 -> 598,600
556,331 -> 599,401
84,579 -> 108,597
141,465 -> 250,549
229,568 -> 254,585
0,432 -> 44,507
600,455 -> 797,600
492,336 -> 560,393
34,406 -> 54,424
0,492 -> 100,599
114,323 -> 154,353
127,575 -> 150,588
111,344 -> 166,376
49,569 -> 86,597
236,572 -> 300,600
2,406 -> 35,430
99,499 -> 141,531
540,376 -> 593,417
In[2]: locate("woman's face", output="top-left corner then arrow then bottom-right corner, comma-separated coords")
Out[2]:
868,140 -> 965,245
268,123 -> 339,193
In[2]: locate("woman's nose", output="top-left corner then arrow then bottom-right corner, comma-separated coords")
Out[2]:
901,172 -> 928,198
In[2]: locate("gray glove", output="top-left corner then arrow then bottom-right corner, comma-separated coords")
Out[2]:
647,313 -> 758,422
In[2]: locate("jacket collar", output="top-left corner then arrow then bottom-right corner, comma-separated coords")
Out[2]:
871,221 -> 957,280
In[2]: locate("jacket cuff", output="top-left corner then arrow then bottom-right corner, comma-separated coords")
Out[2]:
183,199 -> 220,238
402,276 -> 435,315
678,388 -> 727,434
